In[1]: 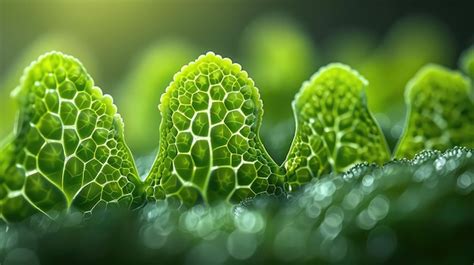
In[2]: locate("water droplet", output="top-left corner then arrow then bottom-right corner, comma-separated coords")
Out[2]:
368,195 -> 390,221
320,206 -> 344,239
234,211 -> 265,233
434,157 -> 446,171
362,175 -> 374,187
356,209 -> 376,230
305,203 -> 321,218
413,164 -> 433,182
140,225 -> 168,249
342,189 -> 363,210
457,172 -> 473,191
182,211 -> 200,232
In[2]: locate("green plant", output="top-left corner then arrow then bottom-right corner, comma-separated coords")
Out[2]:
2,147 -> 472,264
0,52 -> 143,223
317,16 -> 455,152
395,65 -> 474,158
0,34 -> 96,140
144,53 -> 283,205
0,51 -> 472,223
284,64 -> 389,190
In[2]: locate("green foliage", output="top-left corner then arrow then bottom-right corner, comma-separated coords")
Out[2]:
145,52 -> 283,205
284,64 -> 390,190
240,14 -> 319,162
117,40 -> 198,156
2,147 -> 473,264
0,52 -> 143,222
1,50 -> 473,223
395,65 -> 474,158
322,16 -> 455,151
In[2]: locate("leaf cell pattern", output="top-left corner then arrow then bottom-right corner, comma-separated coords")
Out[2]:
284,64 -> 390,191
1,50 -> 472,223
0,52 -> 143,222
395,64 -> 474,159
145,52 -> 283,205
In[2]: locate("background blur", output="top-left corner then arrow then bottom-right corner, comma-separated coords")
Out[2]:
1,0 -> 473,165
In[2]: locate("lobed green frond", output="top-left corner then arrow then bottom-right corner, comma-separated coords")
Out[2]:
284,63 -> 390,191
0,52 -> 143,222
145,52 -> 283,205
395,64 -> 474,158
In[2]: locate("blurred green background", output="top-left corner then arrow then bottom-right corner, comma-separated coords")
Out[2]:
1,0 -> 473,165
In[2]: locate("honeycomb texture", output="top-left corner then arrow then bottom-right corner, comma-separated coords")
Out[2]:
0,52 -> 143,222
284,64 -> 390,191
395,64 -> 474,159
145,52 -> 283,205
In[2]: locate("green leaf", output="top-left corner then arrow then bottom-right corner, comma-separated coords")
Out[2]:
145,52 -> 283,205
395,64 -> 474,159
0,52 -> 143,222
284,63 -> 390,191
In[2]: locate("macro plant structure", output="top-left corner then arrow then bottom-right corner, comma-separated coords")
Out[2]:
0,51 -> 472,223
0,33 -> 97,140
395,65 -> 474,158
284,64 -> 390,191
144,53 -> 284,205
2,147 -> 473,264
0,52 -> 143,222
